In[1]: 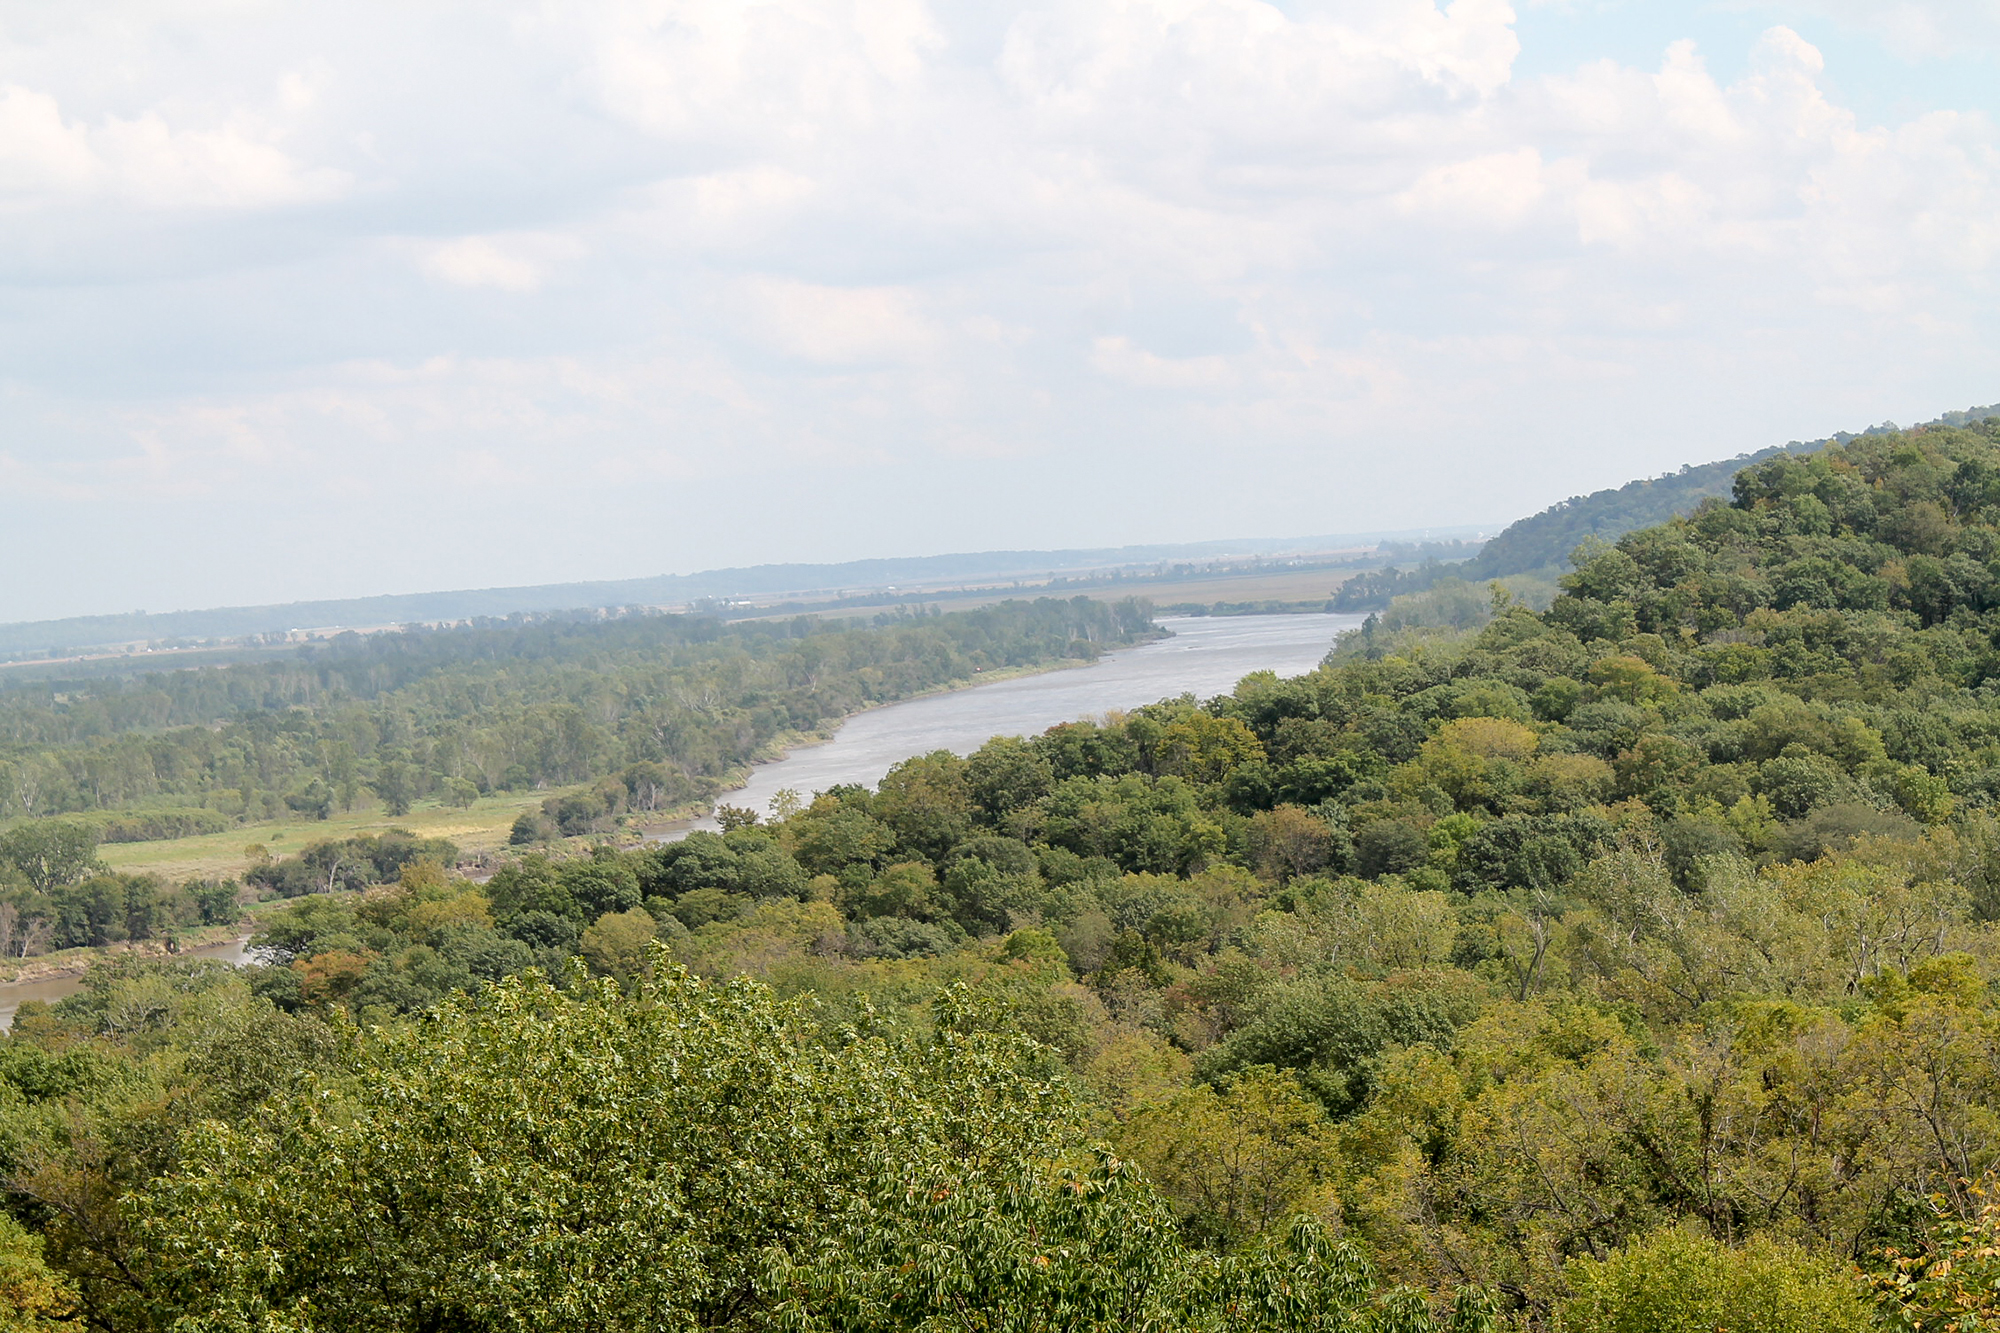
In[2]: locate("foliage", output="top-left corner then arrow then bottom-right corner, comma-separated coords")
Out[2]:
0,822 -> 102,894
136,967 -> 1469,1332
1558,1228 -> 1871,1333
28,422 -> 2000,1326
243,829 -> 457,898
1116,1066 -> 1343,1248
1464,444 -> 1803,581
0,597 -> 1153,829
1871,1182 -> 2000,1332
0,1211 -> 80,1331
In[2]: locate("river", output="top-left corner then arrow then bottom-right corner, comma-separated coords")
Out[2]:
671,611 -> 1362,835
0,611 -> 1360,1026
0,931 -> 257,1030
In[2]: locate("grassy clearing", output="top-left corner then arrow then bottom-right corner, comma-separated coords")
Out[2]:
96,791 -> 551,883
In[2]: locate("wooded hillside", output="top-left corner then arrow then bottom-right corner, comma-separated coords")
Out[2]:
16,420 -> 2000,1329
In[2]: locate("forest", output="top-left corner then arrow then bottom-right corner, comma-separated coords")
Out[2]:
15,421 -> 2000,1328
0,596 -> 1152,827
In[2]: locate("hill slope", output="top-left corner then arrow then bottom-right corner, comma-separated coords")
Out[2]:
1466,444 -> 1800,578
1468,404 -> 2000,580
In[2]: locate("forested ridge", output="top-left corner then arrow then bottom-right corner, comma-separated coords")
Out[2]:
1335,402 -> 2000,615
1471,402 -> 1999,580
19,422 -> 2000,1328
1462,444 -> 1799,579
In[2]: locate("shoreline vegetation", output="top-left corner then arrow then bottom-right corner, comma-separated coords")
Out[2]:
4,638 -> 1154,988
100,636 -> 1134,877
638,650 -> 1119,826
0,600 -> 1161,979
0,919 -> 252,987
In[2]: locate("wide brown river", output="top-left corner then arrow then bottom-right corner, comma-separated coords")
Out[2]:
0,612 -> 1360,1025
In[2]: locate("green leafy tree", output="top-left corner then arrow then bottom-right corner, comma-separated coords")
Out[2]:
1872,1184 -> 2000,1332
873,750 -> 974,862
373,759 -> 416,817
0,821 -> 104,893
1116,1067 -> 1343,1249
136,967 -> 1472,1331
0,1212 -> 80,1331
578,906 -> 657,979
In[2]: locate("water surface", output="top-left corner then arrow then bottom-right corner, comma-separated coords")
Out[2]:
678,612 -> 1359,832
0,932 -> 255,1030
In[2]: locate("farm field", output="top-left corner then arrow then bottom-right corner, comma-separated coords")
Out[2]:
730,563 -> 1368,622
95,792 -> 550,884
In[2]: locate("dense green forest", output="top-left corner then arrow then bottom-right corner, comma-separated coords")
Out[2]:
0,598 -> 1149,957
0,597 -> 1152,829
22,422 -> 2000,1327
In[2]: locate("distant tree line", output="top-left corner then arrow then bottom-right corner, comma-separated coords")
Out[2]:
0,597 -> 1154,831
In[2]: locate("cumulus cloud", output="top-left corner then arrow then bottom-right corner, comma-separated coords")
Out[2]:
416,234 -> 583,291
737,277 -> 941,365
1091,336 -> 1243,390
0,0 -> 1996,618
0,83 -> 347,209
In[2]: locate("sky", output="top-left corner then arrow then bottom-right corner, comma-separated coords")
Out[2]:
1,0 -> 1997,623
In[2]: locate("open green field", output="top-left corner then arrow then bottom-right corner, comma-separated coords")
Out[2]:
96,791 -> 551,883
1104,565 -> 1361,607
731,563 -> 1367,622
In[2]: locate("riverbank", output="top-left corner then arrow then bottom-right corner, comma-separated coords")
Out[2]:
641,652 -> 1115,838
0,919 -> 255,987
653,613 -> 1354,843
0,657 -> 1118,998
60,644 -> 1132,882
3,614 -> 1345,1013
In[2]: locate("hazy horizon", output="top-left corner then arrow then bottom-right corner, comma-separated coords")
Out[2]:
0,524 -> 1490,635
3,0 -> 1996,623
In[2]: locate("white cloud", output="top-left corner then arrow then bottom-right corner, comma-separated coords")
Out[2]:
1091,336 -> 1242,389
417,234 -> 581,292
0,83 -> 347,209
551,0 -> 944,146
1398,147 -> 1552,225
0,0 -> 1998,619
737,277 -> 941,365
0,88 -> 96,196
1770,0 -> 2000,59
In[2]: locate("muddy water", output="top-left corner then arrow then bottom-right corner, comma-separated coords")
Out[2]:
0,931 -> 257,1030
